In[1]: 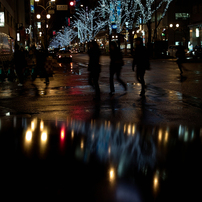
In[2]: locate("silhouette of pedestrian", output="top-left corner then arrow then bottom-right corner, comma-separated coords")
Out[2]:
176,43 -> 185,75
132,37 -> 150,96
87,41 -> 101,100
14,45 -> 27,86
32,47 -> 49,84
109,41 -> 127,95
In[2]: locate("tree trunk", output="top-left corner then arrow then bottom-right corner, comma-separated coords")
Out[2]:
147,20 -> 153,57
129,29 -> 133,56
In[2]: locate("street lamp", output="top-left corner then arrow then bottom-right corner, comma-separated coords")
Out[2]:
169,24 -> 180,45
35,0 -> 56,50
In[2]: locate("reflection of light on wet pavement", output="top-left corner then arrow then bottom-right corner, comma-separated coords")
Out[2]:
109,167 -> 115,182
26,130 -> 32,141
153,175 -> 159,190
41,132 -> 47,142
61,129 -> 65,140
80,140 -> 84,149
108,146 -> 111,154
165,130 -> 169,142
31,119 -> 37,131
71,130 -> 74,139
40,120 -> 44,131
158,129 -> 162,142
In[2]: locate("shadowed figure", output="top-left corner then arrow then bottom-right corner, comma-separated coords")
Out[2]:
176,43 -> 186,75
132,37 -> 150,96
87,41 -> 101,100
109,41 -> 127,95
14,45 -> 27,86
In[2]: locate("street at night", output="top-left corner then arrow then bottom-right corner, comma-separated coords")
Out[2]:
1,0 -> 202,201
0,55 -> 202,201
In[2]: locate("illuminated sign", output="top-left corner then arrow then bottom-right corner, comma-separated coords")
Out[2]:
111,24 -> 117,29
30,0 -> 35,13
0,12 -> 5,27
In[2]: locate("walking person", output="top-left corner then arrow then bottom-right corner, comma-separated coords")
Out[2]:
14,45 -> 27,86
87,41 -> 101,100
132,37 -> 150,96
176,43 -> 185,75
109,41 -> 127,95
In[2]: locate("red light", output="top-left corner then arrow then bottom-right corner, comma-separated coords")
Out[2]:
60,129 -> 65,140
70,1 -> 74,6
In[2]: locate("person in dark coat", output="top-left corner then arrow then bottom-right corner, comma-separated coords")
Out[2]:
109,41 -> 127,95
176,44 -> 185,75
87,41 -> 101,100
14,45 -> 27,86
132,37 -> 150,96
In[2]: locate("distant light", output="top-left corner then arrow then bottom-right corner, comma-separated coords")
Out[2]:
35,0 -> 39,2
169,24 -> 173,28
17,33 -> 20,41
6,112 -> 10,116
81,4 -> 83,7
46,14 -> 51,19
176,24 -> 179,28
36,14 -> 41,19
70,1 -> 74,6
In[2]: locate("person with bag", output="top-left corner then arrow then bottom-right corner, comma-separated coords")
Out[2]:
132,37 -> 150,96
109,41 -> 127,95
87,41 -> 101,100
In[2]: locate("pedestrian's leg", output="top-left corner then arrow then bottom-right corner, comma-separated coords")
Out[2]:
177,60 -> 183,74
116,68 -> 127,91
110,69 -> 115,94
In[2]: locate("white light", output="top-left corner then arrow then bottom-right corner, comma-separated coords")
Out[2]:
17,33 -> 20,41
46,14 -> 51,19
36,14 -> 41,19
51,0 -> 55,2
176,24 -> 179,28
169,24 -> 173,28
46,24 -> 48,28
35,0 -> 39,2
196,28 -> 199,37
81,4 -> 83,7
6,112 -> 10,116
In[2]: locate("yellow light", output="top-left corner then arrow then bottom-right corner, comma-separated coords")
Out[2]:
124,124 -> 126,133
165,131 -> 169,142
109,168 -> 115,182
40,121 -> 44,131
26,131 -> 32,141
158,129 -> 162,142
128,124 -> 131,135
154,176 -> 158,188
132,125 -> 135,135
81,140 -> 84,149
41,132 -> 47,142
71,130 -> 74,138
108,146 -> 111,154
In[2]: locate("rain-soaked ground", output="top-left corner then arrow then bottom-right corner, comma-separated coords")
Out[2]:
0,117 -> 202,201
0,55 -> 202,201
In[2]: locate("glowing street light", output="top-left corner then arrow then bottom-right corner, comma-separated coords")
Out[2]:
46,14 -> 51,19
37,14 -> 41,19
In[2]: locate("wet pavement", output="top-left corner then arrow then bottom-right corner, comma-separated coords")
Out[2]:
0,54 -> 202,201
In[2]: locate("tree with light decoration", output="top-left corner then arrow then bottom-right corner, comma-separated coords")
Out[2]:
72,7 -> 107,43
136,0 -> 173,50
49,26 -> 77,48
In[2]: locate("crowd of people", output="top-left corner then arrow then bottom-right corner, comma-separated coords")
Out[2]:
13,44 -> 50,86
88,37 -> 150,100
11,37 -> 186,101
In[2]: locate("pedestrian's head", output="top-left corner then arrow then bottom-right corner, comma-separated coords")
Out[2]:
135,37 -> 143,46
